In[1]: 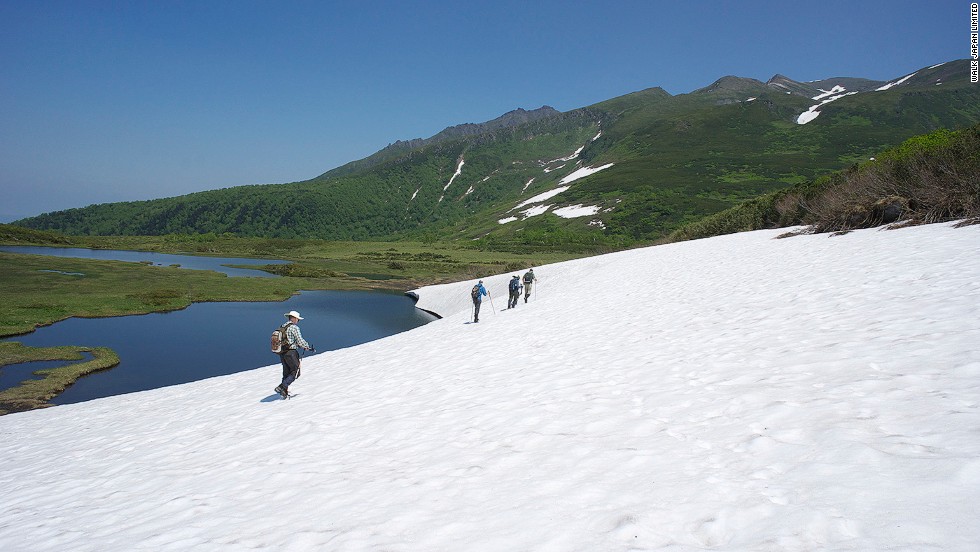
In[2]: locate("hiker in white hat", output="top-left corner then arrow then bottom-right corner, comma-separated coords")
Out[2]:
274,310 -> 314,398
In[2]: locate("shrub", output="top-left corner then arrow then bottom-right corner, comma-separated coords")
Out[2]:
666,123 -> 980,242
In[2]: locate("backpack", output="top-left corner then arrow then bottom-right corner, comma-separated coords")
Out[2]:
271,322 -> 293,354
523,272 -> 533,284
509,278 -> 519,292
471,284 -> 480,300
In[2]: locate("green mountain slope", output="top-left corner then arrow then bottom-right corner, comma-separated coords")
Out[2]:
14,60 -> 980,246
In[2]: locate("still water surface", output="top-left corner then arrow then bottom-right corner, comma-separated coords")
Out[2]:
4,291 -> 436,404
0,245 -> 289,277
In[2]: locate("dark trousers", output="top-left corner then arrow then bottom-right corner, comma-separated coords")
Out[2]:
280,349 -> 300,389
508,290 -> 519,308
473,299 -> 482,322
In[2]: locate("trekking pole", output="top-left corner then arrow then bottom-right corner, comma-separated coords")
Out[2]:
488,292 -> 497,315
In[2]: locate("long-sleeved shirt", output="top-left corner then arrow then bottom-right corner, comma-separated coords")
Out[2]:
284,323 -> 310,350
474,283 -> 488,302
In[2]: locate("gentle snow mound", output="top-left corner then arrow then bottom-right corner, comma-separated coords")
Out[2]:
2,222 -> 979,551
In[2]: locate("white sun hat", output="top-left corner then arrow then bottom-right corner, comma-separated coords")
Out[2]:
284,310 -> 304,320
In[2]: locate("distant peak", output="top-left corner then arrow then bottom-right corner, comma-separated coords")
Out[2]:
492,105 -> 561,123
766,74 -> 798,87
692,76 -> 767,99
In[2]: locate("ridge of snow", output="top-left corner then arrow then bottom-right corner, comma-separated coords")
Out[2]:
2,222 -> 978,551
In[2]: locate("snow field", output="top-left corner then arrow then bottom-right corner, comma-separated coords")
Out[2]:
0,222 -> 978,551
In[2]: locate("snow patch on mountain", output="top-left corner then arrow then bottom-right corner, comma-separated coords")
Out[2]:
438,157 -> 466,202
812,85 -> 846,100
797,91 -> 859,125
544,146 -> 585,165
558,163 -> 614,185
500,164 -> 615,224
512,186 -> 570,211
876,72 -> 917,91
520,204 -> 551,219
539,130 -> 603,173
553,204 -> 601,218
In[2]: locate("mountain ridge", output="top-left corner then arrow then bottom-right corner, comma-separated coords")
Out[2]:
13,59 -> 980,245
320,106 -> 562,179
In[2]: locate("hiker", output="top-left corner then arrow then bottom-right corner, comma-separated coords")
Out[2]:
507,275 -> 523,309
522,268 -> 537,303
471,280 -> 489,323
275,310 -> 314,398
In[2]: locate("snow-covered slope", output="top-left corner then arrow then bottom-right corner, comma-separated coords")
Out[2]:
2,222 -> 979,551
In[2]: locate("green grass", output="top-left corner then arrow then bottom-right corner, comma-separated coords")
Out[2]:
664,124 -> 980,242
0,252 -> 328,337
0,342 -> 120,415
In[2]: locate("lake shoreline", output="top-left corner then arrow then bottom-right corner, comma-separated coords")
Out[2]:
2,288 -> 437,414
0,344 -> 120,415
0,246 -> 440,414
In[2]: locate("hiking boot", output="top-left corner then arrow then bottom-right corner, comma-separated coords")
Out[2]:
275,385 -> 287,398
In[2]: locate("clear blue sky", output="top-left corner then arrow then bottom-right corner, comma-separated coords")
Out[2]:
0,0 -> 968,222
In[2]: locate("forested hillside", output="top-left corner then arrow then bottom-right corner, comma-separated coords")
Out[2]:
15,60 -> 980,249
665,123 -> 980,242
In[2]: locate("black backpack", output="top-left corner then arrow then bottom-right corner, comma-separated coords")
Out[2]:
271,322 -> 293,354
471,284 -> 480,300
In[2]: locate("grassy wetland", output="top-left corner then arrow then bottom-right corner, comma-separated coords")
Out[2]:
0,343 -> 119,415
